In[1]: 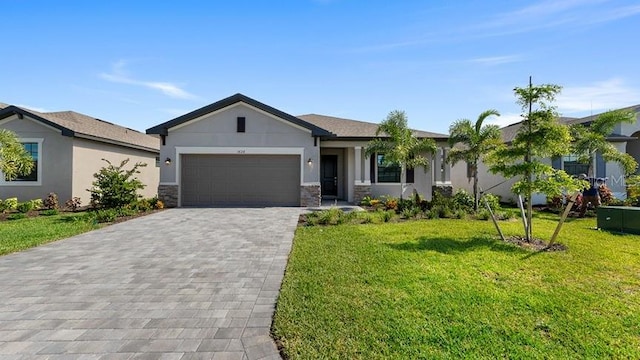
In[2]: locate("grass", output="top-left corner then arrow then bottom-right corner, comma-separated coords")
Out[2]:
0,212 -> 99,255
273,215 -> 640,359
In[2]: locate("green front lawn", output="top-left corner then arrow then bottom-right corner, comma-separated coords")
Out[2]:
273,216 -> 640,359
0,213 -> 99,255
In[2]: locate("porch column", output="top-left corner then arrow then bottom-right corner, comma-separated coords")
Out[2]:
354,146 -> 362,182
353,146 -> 372,203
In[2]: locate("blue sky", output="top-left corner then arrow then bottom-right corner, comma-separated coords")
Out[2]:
3,0 -> 639,134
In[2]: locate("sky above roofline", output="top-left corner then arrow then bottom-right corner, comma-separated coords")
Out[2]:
2,0 -> 639,134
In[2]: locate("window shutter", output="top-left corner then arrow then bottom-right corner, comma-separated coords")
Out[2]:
406,167 -> 414,183
596,152 -> 606,178
370,154 -> 376,183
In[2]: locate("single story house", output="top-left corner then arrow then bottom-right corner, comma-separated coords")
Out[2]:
452,104 -> 640,204
146,93 -> 450,207
0,103 -> 160,205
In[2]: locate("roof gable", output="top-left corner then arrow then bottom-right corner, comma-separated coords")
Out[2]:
146,93 -> 333,137
0,105 -> 159,152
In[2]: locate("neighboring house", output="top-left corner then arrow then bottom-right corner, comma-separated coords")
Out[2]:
146,93 -> 450,207
452,105 -> 640,204
0,103 -> 160,205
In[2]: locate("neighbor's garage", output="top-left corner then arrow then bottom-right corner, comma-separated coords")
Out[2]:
180,154 -> 301,206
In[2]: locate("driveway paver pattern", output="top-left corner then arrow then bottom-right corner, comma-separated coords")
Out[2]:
0,207 -> 302,359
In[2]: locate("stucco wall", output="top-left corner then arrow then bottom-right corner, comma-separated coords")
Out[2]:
72,138 -> 160,205
160,104 -> 319,185
0,115 -> 73,202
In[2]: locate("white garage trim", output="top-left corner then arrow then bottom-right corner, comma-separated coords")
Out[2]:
174,147 -> 305,207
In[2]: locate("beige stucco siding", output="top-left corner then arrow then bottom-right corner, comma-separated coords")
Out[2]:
0,115 -> 73,202
161,104 -> 319,184
72,138 -> 160,204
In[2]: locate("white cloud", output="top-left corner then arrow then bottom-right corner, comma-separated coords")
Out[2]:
468,54 -> 524,66
485,112 -> 523,128
557,78 -> 640,114
100,60 -> 198,100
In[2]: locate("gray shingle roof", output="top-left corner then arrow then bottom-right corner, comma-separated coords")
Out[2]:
0,105 -> 159,152
297,113 -> 449,140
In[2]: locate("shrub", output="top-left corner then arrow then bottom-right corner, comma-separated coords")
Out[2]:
65,197 -> 82,212
360,196 -> 373,206
452,189 -> 474,212
88,158 -> 147,209
132,198 -> 153,212
383,197 -> 398,211
94,209 -> 118,223
599,184 -> 614,205
41,209 -> 59,216
3,197 -> 18,211
381,209 -> 394,222
30,198 -> 43,210
480,193 -> 501,211
154,200 -> 164,209
310,208 -> 346,225
16,201 -> 34,213
43,193 -> 59,210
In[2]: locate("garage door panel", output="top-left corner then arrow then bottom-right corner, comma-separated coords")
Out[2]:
180,154 -> 300,206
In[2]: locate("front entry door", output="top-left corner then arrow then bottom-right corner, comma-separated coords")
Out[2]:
321,155 -> 338,197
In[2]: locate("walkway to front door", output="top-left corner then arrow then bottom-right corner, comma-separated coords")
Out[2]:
0,208 -> 301,359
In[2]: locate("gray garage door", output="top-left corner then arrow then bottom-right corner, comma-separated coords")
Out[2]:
180,154 -> 301,206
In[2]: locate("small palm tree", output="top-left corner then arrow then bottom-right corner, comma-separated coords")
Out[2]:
364,110 -> 437,199
447,110 -> 502,211
571,109 -> 638,177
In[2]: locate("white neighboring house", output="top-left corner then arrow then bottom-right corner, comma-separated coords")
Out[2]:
452,105 -> 640,204
0,103 -> 160,205
146,93 -> 451,207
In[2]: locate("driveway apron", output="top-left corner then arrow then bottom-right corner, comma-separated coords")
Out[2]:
0,207 -> 302,359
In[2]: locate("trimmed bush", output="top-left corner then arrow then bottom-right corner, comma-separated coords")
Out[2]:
43,193 -> 59,210
16,201 -> 34,213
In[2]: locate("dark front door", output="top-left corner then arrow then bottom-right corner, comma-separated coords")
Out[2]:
321,155 -> 338,197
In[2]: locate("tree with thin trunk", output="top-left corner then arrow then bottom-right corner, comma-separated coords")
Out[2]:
570,109 -> 638,177
447,109 -> 502,212
488,78 -> 584,242
364,110 -> 437,199
0,129 -> 34,180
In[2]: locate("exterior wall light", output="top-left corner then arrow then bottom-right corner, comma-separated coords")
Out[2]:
165,157 -> 172,165
307,158 -> 313,166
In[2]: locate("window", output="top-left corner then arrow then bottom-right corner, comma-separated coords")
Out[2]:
562,154 -> 589,177
377,154 -> 401,183
1,138 -> 43,186
237,117 -> 246,133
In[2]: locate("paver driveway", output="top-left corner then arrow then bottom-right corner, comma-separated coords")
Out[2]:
0,207 -> 302,359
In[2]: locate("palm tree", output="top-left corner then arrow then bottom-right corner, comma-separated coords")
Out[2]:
364,110 -> 437,200
570,109 -> 638,177
447,110 -> 502,211
0,129 -> 34,180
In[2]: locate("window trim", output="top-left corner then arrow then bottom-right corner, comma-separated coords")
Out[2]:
0,138 -> 44,186
375,153 -> 402,183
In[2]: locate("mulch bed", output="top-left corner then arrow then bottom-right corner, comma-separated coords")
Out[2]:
505,236 -> 567,252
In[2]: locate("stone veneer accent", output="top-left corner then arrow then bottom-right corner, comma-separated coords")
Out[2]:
433,185 -> 453,198
300,185 -> 321,207
158,184 -> 179,208
354,184 -> 372,205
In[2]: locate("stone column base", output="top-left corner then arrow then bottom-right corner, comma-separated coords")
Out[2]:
354,185 -> 372,205
158,185 -> 179,208
433,185 -> 453,198
300,185 -> 321,207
